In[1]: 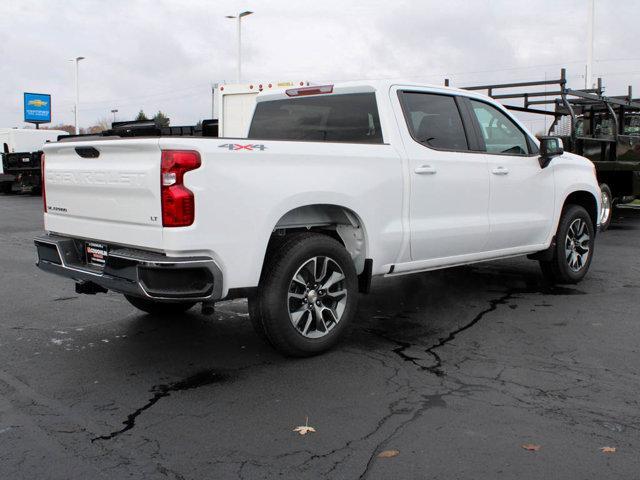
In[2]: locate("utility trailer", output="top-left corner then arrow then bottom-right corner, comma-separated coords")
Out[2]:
57,120 -> 220,142
1,128 -> 69,194
454,69 -> 640,230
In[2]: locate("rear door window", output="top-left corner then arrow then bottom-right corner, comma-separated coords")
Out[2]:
398,91 -> 469,151
248,93 -> 383,143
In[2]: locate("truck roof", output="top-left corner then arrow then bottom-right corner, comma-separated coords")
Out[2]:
254,79 -> 495,104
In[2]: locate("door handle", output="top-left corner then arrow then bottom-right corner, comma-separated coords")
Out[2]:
492,166 -> 509,175
415,165 -> 437,175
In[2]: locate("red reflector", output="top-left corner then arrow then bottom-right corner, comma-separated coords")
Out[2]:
161,150 -> 201,227
285,85 -> 334,97
220,86 -> 224,91
41,154 -> 46,213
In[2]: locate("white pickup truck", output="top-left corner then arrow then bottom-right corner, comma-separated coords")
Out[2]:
35,81 -> 601,356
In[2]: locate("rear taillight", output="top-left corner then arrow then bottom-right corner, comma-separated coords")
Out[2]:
161,150 -> 201,227
41,154 -> 46,213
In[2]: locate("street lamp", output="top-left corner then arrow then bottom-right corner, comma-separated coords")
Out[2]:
70,56 -> 85,134
111,109 -> 118,123
225,11 -> 253,83
586,0 -> 595,89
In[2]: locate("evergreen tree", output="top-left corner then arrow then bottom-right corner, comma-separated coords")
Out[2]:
135,110 -> 149,121
153,111 -> 170,127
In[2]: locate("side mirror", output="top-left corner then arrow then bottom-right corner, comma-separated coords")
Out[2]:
538,136 -> 564,168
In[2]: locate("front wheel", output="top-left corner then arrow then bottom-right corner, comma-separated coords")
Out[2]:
540,205 -> 595,284
249,233 -> 358,357
124,295 -> 195,316
599,183 -> 613,232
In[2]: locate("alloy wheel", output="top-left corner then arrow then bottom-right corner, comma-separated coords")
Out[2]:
287,256 -> 348,339
565,218 -> 590,272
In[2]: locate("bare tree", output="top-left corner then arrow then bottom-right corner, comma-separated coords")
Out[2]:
87,117 -> 111,134
42,124 -> 76,135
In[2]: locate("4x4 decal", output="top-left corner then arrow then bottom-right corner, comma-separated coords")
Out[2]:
218,143 -> 267,151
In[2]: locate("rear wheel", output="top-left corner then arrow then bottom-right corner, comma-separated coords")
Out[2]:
249,233 -> 358,357
0,182 -> 12,194
540,205 -> 595,284
599,183 -> 613,232
124,295 -> 195,316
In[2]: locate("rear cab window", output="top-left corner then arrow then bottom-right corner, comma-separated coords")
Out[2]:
248,92 -> 383,144
398,91 -> 469,151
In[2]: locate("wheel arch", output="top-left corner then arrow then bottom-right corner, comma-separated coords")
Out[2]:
268,204 -> 369,275
563,190 -> 599,229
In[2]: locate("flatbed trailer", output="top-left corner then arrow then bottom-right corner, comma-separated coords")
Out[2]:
1,151 -> 44,194
1,129 -> 68,194
453,69 -> 640,230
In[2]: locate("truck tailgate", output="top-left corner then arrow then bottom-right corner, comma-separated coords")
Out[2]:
42,139 -> 164,249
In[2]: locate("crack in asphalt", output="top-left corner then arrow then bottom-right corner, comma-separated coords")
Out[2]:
365,291 -> 513,377
92,370 -> 230,442
367,283 -> 584,377
53,296 -> 78,302
357,385 -> 474,480
423,291 -> 514,376
355,283 -> 588,478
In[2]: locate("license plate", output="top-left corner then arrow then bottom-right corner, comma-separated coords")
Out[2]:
85,242 -> 108,268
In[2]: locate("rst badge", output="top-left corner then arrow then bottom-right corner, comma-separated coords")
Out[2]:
218,144 -> 267,151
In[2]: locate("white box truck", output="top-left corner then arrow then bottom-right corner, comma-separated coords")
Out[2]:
213,81 -> 309,137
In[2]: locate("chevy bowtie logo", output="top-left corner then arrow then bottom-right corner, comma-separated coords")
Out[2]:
28,99 -> 48,107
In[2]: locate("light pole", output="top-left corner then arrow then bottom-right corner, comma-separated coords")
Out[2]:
111,109 -> 118,123
71,56 -> 85,134
586,0 -> 595,89
225,11 -> 253,83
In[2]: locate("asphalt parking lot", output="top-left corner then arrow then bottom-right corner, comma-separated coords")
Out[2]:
1,195 -> 639,479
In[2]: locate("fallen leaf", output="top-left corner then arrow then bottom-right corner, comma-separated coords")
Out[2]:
601,447 -> 616,453
293,416 -> 316,436
293,425 -> 316,435
521,444 -> 541,452
377,449 -> 400,458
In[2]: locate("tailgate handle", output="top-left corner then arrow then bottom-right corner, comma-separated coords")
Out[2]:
75,147 -> 100,158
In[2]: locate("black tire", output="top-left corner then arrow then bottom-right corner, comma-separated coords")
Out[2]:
250,232 -> 358,357
540,204 -> 595,284
124,295 -> 195,316
248,292 -> 274,347
0,182 -> 12,194
599,183 -> 613,232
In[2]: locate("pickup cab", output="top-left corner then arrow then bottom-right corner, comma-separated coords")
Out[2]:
35,81 -> 601,356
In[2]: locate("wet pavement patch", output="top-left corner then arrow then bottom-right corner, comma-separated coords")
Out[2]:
92,370 -> 231,442
364,281 -> 585,378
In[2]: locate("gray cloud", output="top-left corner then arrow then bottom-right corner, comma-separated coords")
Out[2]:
1,0 -> 639,131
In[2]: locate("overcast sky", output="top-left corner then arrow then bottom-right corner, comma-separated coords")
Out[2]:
1,0 -> 639,132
